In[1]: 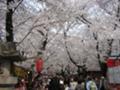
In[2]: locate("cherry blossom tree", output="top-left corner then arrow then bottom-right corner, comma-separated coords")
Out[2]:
1,0 -> 120,74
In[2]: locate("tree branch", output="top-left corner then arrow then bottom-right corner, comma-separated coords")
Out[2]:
14,16 -> 34,31
63,27 -> 78,67
17,20 -> 44,46
13,0 -> 24,13
45,51 -> 55,62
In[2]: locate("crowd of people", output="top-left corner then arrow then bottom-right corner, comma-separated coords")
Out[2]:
15,71 -> 109,90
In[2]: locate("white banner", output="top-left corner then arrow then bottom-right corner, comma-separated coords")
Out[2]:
108,66 -> 120,84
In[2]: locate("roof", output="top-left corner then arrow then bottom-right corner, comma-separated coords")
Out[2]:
0,42 -> 24,61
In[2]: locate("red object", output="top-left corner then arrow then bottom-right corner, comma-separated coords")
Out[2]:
35,58 -> 43,73
107,58 -> 115,67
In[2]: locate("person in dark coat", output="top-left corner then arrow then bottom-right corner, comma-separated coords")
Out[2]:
48,75 -> 61,90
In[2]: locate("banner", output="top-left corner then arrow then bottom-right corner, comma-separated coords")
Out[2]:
107,57 -> 120,84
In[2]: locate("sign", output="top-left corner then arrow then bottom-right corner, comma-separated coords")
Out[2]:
107,57 -> 120,84
14,65 -> 28,78
35,58 -> 43,73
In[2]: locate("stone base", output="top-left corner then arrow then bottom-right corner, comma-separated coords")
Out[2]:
0,76 -> 17,90
0,87 -> 14,90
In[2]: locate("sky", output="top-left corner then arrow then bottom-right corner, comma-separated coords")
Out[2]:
23,0 -> 44,13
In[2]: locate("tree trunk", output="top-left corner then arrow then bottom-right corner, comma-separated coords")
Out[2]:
6,0 -> 13,42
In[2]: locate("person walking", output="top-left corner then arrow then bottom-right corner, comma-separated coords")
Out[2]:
99,76 -> 108,90
86,77 -> 98,90
48,75 -> 61,90
70,78 -> 78,90
75,79 -> 85,90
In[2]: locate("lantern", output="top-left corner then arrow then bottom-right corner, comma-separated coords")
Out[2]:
35,58 -> 43,73
107,58 -> 115,68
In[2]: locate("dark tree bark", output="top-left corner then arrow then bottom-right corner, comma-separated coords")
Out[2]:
6,0 -> 14,42
93,32 -> 107,76
113,0 -> 120,30
93,32 -> 114,76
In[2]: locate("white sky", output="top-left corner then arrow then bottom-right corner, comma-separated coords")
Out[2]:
23,0 -> 44,12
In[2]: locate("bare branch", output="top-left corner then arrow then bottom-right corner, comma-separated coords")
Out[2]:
13,0 -> 24,13
93,32 -> 97,40
45,51 -> 55,62
17,17 -> 44,46
113,0 -> 120,30
40,28 -> 49,50
63,26 -> 78,67
14,16 -> 34,31
28,39 -> 37,50
47,30 -> 61,43
81,15 -> 92,25
37,30 -> 45,36
107,39 -> 114,56
76,15 -> 92,27
64,43 -> 77,66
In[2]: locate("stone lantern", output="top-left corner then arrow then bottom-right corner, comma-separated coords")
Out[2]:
0,42 -> 23,90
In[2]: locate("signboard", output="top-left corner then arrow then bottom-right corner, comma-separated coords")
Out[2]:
107,57 -> 120,84
14,65 -> 28,78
